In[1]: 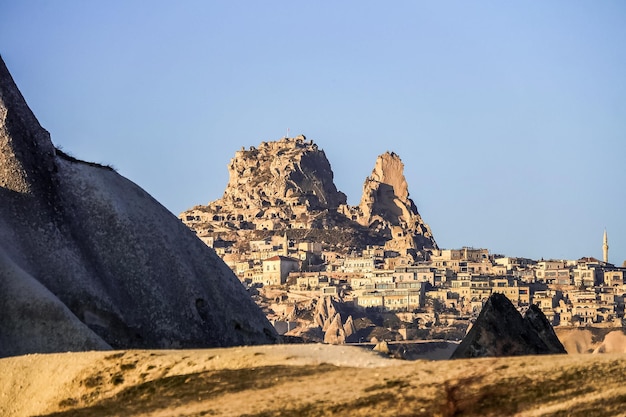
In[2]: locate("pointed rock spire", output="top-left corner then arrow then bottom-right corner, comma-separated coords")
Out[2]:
314,296 -> 338,329
344,315 -> 356,340
323,313 -> 346,345
451,293 -> 566,358
524,304 -> 567,354
0,55 -> 57,196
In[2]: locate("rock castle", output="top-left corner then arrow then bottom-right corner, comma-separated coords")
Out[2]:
180,136 -> 437,257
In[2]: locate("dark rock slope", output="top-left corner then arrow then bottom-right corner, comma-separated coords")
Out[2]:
181,140 -> 437,256
451,293 -> 567,358
0,56 -> 277,357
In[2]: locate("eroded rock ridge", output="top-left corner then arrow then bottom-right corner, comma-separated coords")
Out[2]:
340,151 -> 436,252
181,138 -> 437,255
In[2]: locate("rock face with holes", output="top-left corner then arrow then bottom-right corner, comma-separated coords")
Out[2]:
181,140 -> 437,256
341,151 -> 437,254
181,136 -> 348,233
0,56 -> 277,357
451,293 -> 567,358
224,138 -> 347,212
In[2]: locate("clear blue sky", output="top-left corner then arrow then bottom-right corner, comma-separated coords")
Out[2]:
1,1 -> 624,262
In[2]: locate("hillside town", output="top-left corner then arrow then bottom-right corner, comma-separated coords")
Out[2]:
178,137 -> 625,344
198,228 -> 626,340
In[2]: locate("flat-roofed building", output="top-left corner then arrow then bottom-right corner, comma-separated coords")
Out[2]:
603,270 -> 624,287
259,255 -> 300,286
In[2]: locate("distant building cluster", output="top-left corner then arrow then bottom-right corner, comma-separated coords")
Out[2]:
203,230 -> 625,327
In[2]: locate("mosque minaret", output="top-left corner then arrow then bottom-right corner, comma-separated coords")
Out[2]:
603,229 -> 609,264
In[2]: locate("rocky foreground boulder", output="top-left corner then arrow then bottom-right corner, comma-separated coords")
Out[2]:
0,56 -> 277,357
451,293 -> 567,358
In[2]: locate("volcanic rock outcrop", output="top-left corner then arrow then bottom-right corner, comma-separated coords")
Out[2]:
181,139 -> 437,255
341,151 -> 436,252
225,138 -> 347,211
312,297 -> 356,345
183,137 -> 347,233
0,56 -> 277,357
451,293 -> 567,358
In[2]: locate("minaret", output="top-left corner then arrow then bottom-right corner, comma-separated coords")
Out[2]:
603,229 -> 609,264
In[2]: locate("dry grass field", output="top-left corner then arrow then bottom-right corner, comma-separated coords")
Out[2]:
2,344 -> 626,417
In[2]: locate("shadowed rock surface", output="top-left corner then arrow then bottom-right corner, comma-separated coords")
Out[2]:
181,137 -> 348,234
451,293 -> 566,358
0,56 -> 277,357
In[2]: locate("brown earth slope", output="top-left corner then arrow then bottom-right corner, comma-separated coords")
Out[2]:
556,327 -> 626,354
2,346 -> 626,417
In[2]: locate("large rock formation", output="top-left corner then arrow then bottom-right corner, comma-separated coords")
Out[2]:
341,151 -> 436,253
0,56 -> 277,357
313,297 -> 355,345
225,138 -> 347,211
183,136 -> 347,233
451,293 -> 567,358
181,140 -> 437,255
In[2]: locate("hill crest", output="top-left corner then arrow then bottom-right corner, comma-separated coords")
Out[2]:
181,136 -> 437,255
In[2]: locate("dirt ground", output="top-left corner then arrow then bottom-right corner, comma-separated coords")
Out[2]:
555,327 -> 626,354
2,344 -> 626,417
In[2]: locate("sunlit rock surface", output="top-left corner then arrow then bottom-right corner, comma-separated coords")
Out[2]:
181,140 -> 437,255
347,151 -> 437,253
